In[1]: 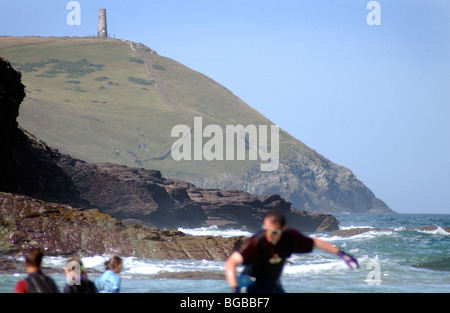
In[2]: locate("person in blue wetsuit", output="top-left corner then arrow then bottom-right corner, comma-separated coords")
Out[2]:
95,256 -> 123,293
225,210 -> 359,293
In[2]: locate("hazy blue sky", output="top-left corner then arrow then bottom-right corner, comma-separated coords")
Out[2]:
1,0 -> 449,214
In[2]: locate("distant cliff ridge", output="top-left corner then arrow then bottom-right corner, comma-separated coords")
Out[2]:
180,152 -> 391,214
0,37 -> 393,214
0,57 -> 338,257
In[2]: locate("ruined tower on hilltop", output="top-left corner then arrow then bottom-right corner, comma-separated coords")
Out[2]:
98,9 -> 107,38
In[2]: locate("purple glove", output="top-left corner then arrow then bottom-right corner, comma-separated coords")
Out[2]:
337,250 -> 359,269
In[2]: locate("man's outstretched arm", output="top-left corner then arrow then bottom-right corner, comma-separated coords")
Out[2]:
313,238 -> 340,254
313,238 -> 359,269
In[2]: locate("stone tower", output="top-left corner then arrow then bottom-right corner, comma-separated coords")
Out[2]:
98,9 -> 107,38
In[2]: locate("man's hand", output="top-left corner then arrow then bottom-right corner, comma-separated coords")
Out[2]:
337,250 -> 359,269
225,251 -> 244,292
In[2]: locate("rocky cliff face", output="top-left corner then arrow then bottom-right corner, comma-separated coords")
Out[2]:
0,192 -> 244,260
0,57 -> 338,258
0,59 -> 87,208
178,147 -> 393,214
241,158 -> 391,214
56,155 -> 338,232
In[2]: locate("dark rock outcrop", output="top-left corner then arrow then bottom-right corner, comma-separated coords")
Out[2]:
0,58 -> 24,138
412,257 -> 450,272
56,156 -> 339,232
0,58 -> 84,206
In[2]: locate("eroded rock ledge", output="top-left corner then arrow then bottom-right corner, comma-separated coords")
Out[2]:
56,155 -> 340,233
0,192 -> 245,260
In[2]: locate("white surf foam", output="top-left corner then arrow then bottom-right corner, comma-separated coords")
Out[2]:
178,225 -> 253,237
417,226 -> 450,236
40,255 -> 224,277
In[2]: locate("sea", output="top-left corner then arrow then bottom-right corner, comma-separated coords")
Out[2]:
0,214 -> 449,294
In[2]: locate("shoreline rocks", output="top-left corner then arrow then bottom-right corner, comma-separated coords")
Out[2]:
332,226 -> 450,237
0,192 -> 247,261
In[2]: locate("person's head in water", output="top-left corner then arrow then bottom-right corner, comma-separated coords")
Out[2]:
65,256 -> 87,279
105,256 -> 123,274
263,210 -> 286,245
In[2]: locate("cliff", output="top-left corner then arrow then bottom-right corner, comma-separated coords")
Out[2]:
0,37 -> 393,214
0,59 -> 83,205
56,155 -> 338,232
0,57 -> 338,258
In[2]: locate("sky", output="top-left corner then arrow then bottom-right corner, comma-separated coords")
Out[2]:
1,0 -> 449,214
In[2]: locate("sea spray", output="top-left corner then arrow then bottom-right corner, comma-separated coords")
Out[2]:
1,214 -> 449,293
178,225 -> 253,238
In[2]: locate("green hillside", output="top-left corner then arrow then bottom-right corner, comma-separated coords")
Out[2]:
0,36 -> 392,213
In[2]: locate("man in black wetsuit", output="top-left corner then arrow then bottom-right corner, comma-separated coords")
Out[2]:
14,248 -> 59,293
225,210 -> 359,293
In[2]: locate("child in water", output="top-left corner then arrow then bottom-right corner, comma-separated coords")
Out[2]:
64,256 -> 98,293
95,256 -> 123,293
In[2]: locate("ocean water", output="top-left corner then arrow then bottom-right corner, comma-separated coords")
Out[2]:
1,214 -> 449,293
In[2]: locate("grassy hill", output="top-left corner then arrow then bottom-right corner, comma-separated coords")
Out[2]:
0,36 -> 392,213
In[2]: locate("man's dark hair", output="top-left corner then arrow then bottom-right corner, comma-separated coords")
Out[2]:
265,210 -> 286,227
25,248 -> 44,268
